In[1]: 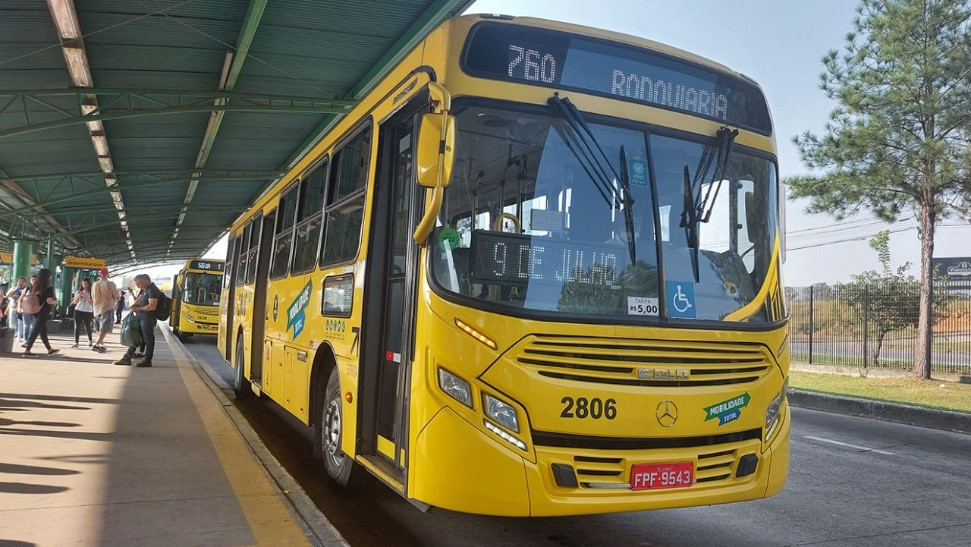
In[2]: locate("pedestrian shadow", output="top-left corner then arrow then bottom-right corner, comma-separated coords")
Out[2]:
0,463 -> 80,476
57,356 -> 128,365
0,540 -> 34,546
0,393 -> 118,405
37,454 -> 110,465
0,397 -> 89,411
0,482 -> 69,494
0,427 -> 112,441
0,417 -> 80,428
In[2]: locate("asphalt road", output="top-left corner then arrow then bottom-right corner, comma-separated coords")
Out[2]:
181,335 -> 971,547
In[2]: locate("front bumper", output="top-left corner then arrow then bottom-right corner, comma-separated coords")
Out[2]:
411,402 -> 789,516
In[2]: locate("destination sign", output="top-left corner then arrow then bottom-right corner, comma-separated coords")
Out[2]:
189,260 -> 224,272
471,231 -> 621,286
463,23 -> 771,133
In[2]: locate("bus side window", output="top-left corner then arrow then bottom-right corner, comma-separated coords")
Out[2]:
291,160 -> 327,274
245,212 -> 262,285
224,236 -> 236,290
321,125 -> 372,266
270,184 -> 299,279
236,222 -> 252,287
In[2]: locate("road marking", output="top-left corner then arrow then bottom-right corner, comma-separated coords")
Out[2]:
803,435 -> 896,455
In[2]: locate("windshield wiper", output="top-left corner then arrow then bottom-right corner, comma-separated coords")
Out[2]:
680,126 -> 738,282
548,93 -> 636,263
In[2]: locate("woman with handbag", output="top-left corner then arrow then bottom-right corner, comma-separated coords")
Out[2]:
71,277 -> 95,347
22,268 -> 59,357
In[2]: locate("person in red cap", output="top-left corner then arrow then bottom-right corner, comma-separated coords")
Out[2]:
91,267 -> 120,353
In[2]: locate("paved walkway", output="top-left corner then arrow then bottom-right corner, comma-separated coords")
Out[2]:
0,324 -> 338,546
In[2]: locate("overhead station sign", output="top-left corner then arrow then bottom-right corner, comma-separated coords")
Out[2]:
63,256 -> 106,269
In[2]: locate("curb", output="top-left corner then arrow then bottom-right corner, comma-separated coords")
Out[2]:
789,389 -> 971,435
163,328 -> 347,547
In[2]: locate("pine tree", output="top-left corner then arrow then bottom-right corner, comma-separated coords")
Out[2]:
788,0 -> 971,379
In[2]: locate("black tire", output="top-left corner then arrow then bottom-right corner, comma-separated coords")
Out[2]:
233,335 -> 251,400
319,367 -> 353,486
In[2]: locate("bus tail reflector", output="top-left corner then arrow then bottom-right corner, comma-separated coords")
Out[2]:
454,318 -> 497,350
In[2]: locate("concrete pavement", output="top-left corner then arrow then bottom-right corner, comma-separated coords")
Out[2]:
0,325 -> 344,546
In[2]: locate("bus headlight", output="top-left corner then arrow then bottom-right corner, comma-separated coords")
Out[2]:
437,367 -> 472,408
765,378 -> 789,434
484,394 -> 520,433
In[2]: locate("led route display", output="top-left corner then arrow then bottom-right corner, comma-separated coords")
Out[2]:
471,231 -> 621,286
464,22 -> 771,132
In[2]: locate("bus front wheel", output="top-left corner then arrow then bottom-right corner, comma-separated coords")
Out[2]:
233,336 -> 251,400
319,367 -> 353,486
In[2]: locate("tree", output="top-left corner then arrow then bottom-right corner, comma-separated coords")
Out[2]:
788,0 -> 971,378
839,231 -> 949,371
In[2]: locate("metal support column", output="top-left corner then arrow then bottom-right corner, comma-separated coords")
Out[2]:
44,239 -> 55,271
11,239 -> 33,282
59,266 -> 75,317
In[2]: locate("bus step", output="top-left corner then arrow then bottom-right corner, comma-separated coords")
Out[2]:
250,380 -> 263,397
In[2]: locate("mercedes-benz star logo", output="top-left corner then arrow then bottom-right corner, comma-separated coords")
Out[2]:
656,400 -> 678,427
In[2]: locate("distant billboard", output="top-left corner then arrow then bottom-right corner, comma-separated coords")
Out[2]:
933,257 -> 971,280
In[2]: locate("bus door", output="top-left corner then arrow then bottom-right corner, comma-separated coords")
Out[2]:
249,212 -> 274,388
361,105 -> 423,476
222,237 -> 238,360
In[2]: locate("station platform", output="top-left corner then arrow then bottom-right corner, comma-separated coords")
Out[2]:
0,324 -> 344,546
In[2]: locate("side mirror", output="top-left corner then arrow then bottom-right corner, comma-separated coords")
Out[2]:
416,112 -> 456,188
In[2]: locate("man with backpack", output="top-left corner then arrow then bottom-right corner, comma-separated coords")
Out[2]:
113,274 -> 165,368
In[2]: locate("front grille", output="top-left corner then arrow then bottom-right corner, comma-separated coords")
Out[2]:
570,445 -> 749,489
517,336 -> 773,387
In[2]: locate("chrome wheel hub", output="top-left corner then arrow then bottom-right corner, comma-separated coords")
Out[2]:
324,398 -> 343,464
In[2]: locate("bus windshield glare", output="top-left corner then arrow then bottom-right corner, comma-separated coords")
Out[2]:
431,104 -> 778,323
183,272 -> 223,306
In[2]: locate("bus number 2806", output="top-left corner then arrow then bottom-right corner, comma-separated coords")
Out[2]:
560,397 -> 617,419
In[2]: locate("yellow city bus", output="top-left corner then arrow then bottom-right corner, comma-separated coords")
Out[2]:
171,258 -> 224,338
218,14 -> 789,516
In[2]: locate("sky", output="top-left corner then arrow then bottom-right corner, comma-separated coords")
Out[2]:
164,0 -> 970,288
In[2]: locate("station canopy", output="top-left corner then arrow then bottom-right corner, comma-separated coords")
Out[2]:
0,0 -> 472,271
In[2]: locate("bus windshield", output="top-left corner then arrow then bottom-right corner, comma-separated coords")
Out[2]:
182,272 -> 223,306
431,104 -> 778,323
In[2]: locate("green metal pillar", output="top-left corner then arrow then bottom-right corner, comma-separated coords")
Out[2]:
11,239 -> 32,283
44,239 -> 57,272
59,266 -> 75,317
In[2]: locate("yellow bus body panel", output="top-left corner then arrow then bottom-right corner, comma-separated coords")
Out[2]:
219,15 -> 790,516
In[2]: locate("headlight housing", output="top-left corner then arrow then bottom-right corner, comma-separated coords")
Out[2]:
765,377 -> 789,436
437,367 -> 472,407
484,394 -> 520,433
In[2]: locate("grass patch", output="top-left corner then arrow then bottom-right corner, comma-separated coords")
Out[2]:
790,371 -> 971,413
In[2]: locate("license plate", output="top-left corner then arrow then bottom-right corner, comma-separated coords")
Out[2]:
630,461 -> 694,491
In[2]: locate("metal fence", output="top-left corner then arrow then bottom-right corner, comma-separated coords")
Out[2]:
788,280 -> 971,374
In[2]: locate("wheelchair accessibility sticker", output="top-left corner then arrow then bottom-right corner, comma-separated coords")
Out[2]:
666,281 -> 695,318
